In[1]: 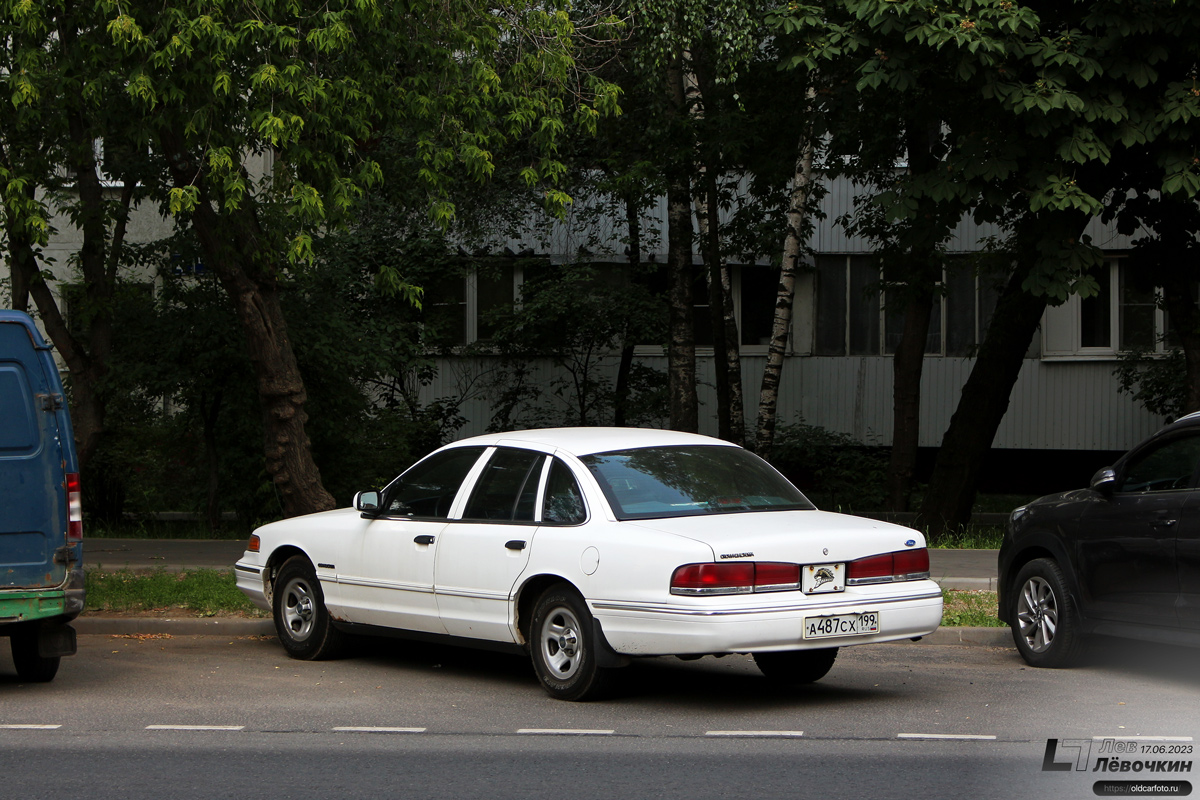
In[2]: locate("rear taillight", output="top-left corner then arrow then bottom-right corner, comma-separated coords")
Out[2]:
846,548 -> 929,585
66,472 -> 82,542
670,562 -> 800,596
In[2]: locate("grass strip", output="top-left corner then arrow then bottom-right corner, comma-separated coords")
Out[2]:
941,589 -> 1004,627
84,568 -> 267,617
83,570 -> 1002,629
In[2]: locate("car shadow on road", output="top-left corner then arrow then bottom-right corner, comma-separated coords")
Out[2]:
345,634 -> 886,707
609,655 -> 890,709
1072,636 -> 1200,687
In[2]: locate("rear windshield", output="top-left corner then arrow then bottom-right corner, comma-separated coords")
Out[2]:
580,445 -> 815,520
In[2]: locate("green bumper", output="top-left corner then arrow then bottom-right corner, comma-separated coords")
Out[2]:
0,591 -> 67,626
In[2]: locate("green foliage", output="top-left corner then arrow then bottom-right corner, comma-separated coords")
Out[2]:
482,260 -> 668,429
85,219 -> 468,527
770,421 -> 889,511
1114,347 -> 1187,421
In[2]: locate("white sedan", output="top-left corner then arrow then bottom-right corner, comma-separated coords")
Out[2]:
235,428 -> 943,700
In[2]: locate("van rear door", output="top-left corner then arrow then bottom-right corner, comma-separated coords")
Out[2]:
0,316 -> 67,591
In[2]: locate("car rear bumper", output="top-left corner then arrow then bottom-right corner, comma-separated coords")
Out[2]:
590,582 -> 944,656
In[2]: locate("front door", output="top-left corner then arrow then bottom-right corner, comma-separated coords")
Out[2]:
336,446 -> 487,633
1077,433 -> 1200,629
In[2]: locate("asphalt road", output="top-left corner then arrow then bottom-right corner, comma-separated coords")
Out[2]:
1,634 -> 1196,799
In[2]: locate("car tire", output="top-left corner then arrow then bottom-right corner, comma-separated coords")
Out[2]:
1010,557 -> 1085,668
753,647 -> 839,684
10,630 -> 60,683
272,556 -> 346,661
529,585 -> 612,701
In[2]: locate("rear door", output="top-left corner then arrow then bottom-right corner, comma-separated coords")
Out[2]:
0,317 -> 66,590
434,447 -> 546,641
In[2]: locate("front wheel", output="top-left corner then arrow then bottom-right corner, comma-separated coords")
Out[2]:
529,585 -> 612,701
753,647 -> 838,684
1011,557 -> 1084,668
11,631 -> 60,683
272,556 -> 346,661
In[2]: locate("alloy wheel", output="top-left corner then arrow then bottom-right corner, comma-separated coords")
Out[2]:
1016,575 -> 1058,653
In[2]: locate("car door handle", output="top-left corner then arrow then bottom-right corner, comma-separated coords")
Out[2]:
505,540 -> 527,551
414,535 -> 436,545
1151,516 -> 1177,528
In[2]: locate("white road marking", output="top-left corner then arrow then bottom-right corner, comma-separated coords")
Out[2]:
705,730 -> 804,738
517,729 -> 614,736
897,733 -> 997,740
0,724 -> 61,730
332,727 -> 427,733
145,725 -> 245,731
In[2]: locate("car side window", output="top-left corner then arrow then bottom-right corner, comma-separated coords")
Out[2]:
463,448 -> 545,523
542,458 -> 586,524
1119,435 -> 1200,493
384,447 -> 487,518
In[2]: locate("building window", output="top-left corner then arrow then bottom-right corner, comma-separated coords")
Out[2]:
738,265 -> 782,347
813,255 -> 999,357
1042,257 -> 1169,359
421,261 -> 521,347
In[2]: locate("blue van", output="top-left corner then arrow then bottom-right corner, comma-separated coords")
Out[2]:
0,310 -> 84,681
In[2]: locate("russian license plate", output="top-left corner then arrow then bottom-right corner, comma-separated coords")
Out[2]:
803,611 -> 880,639
801,562 -> 845,594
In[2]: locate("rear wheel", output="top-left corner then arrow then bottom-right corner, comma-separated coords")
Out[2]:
272,556 -> 346,661
10,631 -> 60,683
753,647 -> 839,684
1011,557 -> 1084,668
529,585 -> 612,701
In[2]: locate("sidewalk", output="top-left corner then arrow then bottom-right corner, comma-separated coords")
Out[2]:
76,539 -> 1011,646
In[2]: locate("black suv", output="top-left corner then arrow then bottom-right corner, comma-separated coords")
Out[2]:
998,412 -> 1200,666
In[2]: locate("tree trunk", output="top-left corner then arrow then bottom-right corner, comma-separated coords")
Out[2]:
160,133 -> 335,518
885,118 -> 944,512
202,390 -> 223,532
5,185 -> 35,313
917,213 -> 1088,540
614,193 -> 642,428
757,96 -> 816,460
885,282 -> 936,511
697,170 -> 745,444
1160,271 -> 1200,415
666,60 -> 698,432
698,172 -> 731,440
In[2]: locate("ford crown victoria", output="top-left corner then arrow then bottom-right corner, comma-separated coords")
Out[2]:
236,428 -> 943,700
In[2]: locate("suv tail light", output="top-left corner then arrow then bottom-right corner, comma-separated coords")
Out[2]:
846,548 -> 928,585
670,562 -> 801,595
66,472 -> 83,542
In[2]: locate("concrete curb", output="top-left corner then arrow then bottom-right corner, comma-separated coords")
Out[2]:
912,627 -> 1013,647
73,616 -> 1014,647
75,617 -> 275,636
935,577 -> 999,591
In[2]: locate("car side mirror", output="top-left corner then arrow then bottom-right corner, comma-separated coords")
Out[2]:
354,490 -> 380,514
1090,467 -> 1117,495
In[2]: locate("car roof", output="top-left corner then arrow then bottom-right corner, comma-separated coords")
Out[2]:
446,427 -> 741,458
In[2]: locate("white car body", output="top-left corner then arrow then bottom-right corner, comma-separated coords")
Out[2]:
236,428 -> 942,694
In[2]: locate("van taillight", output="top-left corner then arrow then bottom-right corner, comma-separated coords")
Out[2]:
66,472 -> 82,542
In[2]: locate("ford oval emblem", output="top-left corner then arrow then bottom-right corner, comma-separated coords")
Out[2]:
905,539 -> 916,547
